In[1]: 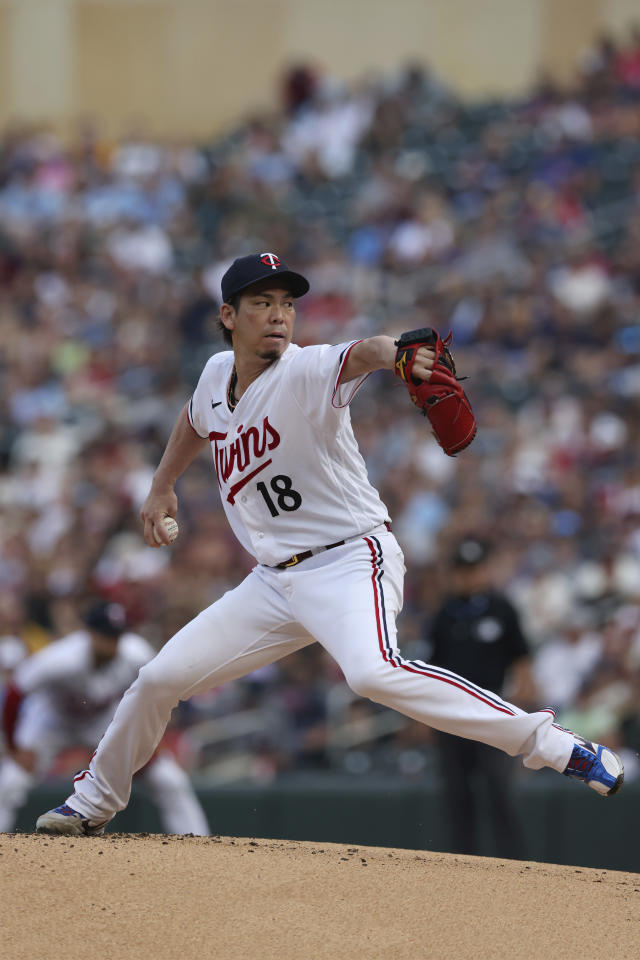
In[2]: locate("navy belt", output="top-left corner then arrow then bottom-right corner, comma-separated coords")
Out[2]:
275,522 -> 391,569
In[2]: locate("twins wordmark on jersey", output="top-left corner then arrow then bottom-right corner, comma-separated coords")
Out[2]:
210,416 -> 281,505
188,341 -> 391,566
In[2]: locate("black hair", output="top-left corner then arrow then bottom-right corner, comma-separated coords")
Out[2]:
217,293 -> 241,346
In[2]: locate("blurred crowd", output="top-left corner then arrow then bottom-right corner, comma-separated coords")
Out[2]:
2,28 -> 640,788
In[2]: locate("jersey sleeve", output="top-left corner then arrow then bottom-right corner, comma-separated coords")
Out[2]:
187,356 -> 218,439
188,351 -> 233,438
187,389 -> 209,440
289,341 -> 370,423
187,393 -> 208,440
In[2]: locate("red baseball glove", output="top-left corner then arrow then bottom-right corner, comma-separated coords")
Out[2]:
394,327 -> 476,456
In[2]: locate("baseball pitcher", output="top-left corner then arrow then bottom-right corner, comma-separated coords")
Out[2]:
36,253 -> 623,836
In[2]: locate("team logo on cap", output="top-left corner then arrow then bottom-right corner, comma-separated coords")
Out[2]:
260,252 -> 281,270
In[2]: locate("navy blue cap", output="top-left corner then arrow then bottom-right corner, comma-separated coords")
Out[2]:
84,601 -> 127,637
221,252 -> 310,303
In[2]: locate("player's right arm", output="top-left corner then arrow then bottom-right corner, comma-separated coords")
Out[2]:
141,402 -> 208,547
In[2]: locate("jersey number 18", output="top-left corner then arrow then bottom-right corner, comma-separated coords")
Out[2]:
257,475 -> 302,517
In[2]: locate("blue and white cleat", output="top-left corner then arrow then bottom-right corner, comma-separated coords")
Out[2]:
35,803 -> 109,836
563,736 -> 624,797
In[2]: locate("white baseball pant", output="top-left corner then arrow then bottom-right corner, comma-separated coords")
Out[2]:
67,528 -> 574,824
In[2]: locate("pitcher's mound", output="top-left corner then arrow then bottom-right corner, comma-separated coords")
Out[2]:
2,834 -> 639,960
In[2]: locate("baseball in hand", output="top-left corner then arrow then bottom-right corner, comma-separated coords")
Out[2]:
153,516 -> 179,545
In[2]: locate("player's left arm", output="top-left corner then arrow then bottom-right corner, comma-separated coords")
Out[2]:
141,402 -> 208,546
338,335 -> 435,384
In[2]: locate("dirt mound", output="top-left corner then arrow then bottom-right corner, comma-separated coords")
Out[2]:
2,834 -> 639,960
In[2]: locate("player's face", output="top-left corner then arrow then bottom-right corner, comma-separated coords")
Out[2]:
452,562 -> 492,595
90,632 -> 120,666
227,286 -> 295,361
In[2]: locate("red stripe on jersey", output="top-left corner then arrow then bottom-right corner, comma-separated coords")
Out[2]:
226,459 -> 272,504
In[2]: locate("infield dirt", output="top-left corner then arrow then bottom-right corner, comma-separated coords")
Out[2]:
1,833 -> 639,960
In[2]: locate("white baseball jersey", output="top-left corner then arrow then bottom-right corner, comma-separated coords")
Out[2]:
15,630 -> 154,720
188,341 -> 391,565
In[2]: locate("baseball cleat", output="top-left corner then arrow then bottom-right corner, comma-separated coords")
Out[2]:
563,737 -> 624,796
35,803 -> 109,836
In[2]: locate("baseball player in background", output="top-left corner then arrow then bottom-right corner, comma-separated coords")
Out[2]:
0,601 -> 208,834
36,253 -> 623,836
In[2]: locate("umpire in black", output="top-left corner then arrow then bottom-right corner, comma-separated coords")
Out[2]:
426,536 -> 536,860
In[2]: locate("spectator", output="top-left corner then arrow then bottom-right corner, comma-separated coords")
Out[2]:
425,537 -> 537,859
